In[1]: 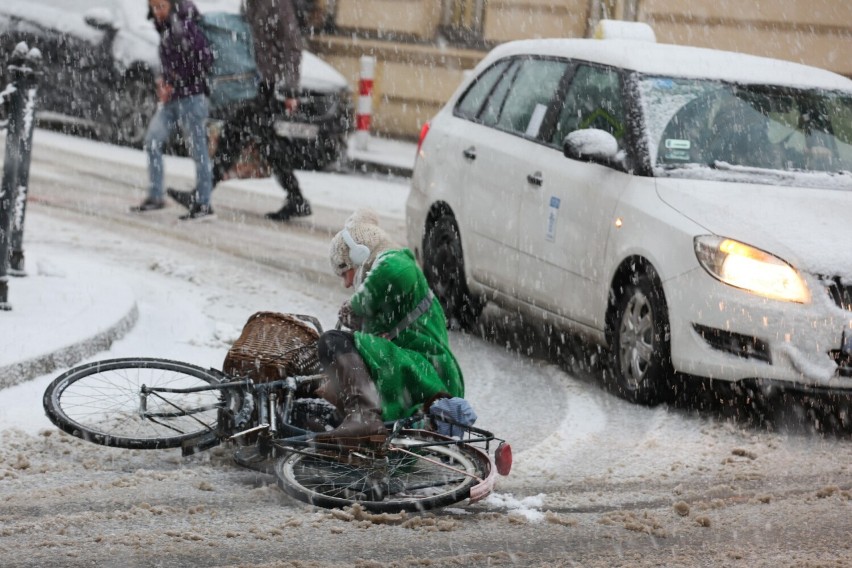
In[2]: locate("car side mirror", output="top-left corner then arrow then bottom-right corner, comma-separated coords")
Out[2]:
563,129 -> 621,167
84,8 -> 117,32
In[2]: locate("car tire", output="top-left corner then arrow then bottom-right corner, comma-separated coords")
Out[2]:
111,69 -> 157,148
423,215 -> 483,331
609,270 -> 671,405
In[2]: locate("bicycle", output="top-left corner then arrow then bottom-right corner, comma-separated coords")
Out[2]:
42,357 -> 512,513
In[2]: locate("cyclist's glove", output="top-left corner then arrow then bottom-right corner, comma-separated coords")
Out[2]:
337,299 -> 363,331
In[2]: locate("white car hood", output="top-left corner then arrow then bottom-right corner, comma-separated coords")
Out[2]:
655,178 -> 852,279
300,51 -> 349,92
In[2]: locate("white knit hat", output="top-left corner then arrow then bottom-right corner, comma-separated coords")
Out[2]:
329,209 -> 397,278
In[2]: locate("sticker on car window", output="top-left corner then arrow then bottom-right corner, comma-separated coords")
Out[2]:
663,139 -> 691,161
665,139 -> 691,149
525,104 -> 548,137
546,196 -> 560,242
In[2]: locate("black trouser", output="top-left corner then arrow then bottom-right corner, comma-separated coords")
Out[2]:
212,83 -> 303,198
317,330 -> 358,370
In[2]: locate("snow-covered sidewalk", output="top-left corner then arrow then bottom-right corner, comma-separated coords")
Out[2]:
0,130 -> 416,391
0,250 -> 137,390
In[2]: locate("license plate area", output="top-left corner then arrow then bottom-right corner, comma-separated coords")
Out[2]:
274,121 -> 319,139
829,330 -> 852,377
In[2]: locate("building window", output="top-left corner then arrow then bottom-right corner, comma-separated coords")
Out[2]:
440,0 -> 486,45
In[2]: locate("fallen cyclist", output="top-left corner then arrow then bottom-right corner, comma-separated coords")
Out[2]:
314,208 -> 467,447
233,208 -> 468,469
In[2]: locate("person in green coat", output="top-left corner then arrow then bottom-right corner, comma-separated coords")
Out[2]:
313,209 -> 465,447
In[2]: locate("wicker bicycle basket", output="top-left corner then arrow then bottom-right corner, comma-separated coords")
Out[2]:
222,312 -> 323,383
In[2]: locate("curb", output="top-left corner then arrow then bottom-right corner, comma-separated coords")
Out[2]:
0,303 -> 139,391
348,157 -> 413,178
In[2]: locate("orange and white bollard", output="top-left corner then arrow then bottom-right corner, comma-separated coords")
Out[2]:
355,55 -> 375,151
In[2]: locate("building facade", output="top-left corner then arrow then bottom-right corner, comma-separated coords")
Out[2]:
304,0 -> 852,140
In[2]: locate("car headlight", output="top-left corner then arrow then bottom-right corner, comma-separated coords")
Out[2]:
694,236 -> 810,303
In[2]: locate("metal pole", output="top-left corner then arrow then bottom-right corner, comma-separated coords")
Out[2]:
0,42 -> 39,310
354,55 -> 375,152
8,47 -> 41,276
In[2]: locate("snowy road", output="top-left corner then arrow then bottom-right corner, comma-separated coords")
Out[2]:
1,132 -> 851,567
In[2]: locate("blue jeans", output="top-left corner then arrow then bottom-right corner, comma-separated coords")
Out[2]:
144,94 -> 212,205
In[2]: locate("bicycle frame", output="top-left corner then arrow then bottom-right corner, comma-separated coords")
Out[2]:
44,354 -> 512,510
139,372 -> 509,503
138,375 -> 297,454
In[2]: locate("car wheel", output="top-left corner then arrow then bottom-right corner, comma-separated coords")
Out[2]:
423,215 -> 483,331
610,271 -> 671,405
111,71 -> 157,148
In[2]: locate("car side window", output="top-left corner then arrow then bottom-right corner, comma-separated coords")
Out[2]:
480,60 -> 520,127
552,65 -> 625,147
491,58 -> 569,137
455,59 -> 512,120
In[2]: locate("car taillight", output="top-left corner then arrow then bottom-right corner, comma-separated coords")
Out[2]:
415,121 -> 430,162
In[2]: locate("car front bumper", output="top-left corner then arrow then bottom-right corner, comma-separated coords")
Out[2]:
666,267 -> 852,390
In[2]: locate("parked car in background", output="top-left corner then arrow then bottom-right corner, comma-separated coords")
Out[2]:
0,0 -> 353,170
406,21 -> 852,404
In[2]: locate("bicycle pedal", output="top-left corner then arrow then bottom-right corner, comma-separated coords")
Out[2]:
230,423 -> 270,440
232,446 -> 276,475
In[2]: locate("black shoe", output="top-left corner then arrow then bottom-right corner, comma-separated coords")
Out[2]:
264,206 -> 291,222
179,203 -> 216,221
130,197 -> 165,212
232,446 -> 275,475
167,187 -> 195,210
286,196 -> 312,218
266,197 -> 311,222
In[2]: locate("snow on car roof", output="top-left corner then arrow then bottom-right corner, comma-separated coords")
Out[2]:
482,38 -> 852,92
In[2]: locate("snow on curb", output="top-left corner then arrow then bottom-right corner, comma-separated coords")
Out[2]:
0,252 -> 139,390
0,304 -> 138,390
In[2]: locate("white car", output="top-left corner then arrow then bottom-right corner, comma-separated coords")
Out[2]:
406,22 -> 852,404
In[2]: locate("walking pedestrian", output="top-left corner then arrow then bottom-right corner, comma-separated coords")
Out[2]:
134,0 -> 215,221
168,0 -> 312,222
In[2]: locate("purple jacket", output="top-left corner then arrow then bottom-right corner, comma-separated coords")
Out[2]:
152,1 -> 213,101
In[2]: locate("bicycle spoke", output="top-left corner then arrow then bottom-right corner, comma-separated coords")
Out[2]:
276,431 -> 489,512
45,359 -> 226,448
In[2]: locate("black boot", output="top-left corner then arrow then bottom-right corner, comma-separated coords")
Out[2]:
264,206 -> 291,222
312,352 -> 387,449
286,194 -> 312,217
130,196 -> 165,212
167,187 -> 196,210
264,196 -> 312,221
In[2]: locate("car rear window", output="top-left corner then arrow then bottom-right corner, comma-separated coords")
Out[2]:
456,59 -> 511,120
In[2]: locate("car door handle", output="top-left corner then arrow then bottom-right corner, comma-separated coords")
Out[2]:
527,171 -> 543,187
462,146 -> 477,161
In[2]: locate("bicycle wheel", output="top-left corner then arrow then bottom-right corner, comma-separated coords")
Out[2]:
274,430 -> 493,513
43,358 -> 229,450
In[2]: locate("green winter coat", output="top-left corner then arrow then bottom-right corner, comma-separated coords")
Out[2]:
350,248 -> 464,420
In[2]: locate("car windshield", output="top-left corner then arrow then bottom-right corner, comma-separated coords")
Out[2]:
638,76 -> 852,182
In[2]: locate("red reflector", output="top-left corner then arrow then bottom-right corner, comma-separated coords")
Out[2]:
495,442 -> 512,476
415,121 -> 430,158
